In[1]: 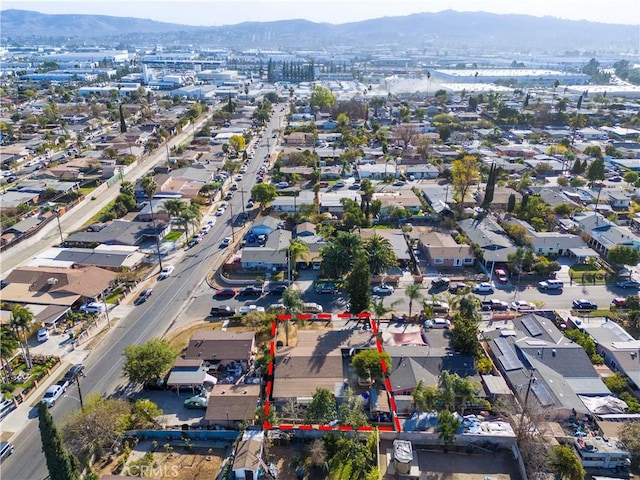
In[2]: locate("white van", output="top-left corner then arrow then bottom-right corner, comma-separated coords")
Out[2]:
538,279 -> 564,290
302,302 -> 323,313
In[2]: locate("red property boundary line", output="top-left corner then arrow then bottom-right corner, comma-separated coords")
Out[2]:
262,313 -> 402,433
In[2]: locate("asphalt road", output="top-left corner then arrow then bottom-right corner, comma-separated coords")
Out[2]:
1,106 -> 287,480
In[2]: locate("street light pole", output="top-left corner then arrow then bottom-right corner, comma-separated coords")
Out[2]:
75,372 -> 85,411
54,207 -> 64,245
229,203 -> 235,240
240,189 -> 246,226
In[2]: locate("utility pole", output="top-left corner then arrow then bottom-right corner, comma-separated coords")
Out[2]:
75,372 -> 85,411
229,203 -> 235,240
517,369 -> 536,441
54,207 -> 64,245
101,293 -> 111,329
240,189 -> 246,226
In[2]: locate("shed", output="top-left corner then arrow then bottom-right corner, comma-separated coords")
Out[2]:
233,430 -> 264,480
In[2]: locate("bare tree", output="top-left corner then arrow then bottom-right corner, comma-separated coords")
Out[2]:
394,124 -> 420,151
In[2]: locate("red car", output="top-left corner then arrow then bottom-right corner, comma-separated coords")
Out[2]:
214,288 -> 236,298
495,269 -> 509,284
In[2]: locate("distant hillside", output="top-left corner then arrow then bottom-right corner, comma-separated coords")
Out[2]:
1,9 -> 637,53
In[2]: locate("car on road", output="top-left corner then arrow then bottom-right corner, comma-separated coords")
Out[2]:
235,174 -> 243,181
184,395 -> 208,409
200,225 -> 211,235
511,300 -> 535,311
215,207 -> 225,216
275,181 -> 289,189
37,327 -> 49,342
62,364 -> 85,384
616,280 -> 640,289
612,297 -> 627,307
159,265 -> 175,279
0,441 -> 14,461
79,302 -> 104,314
238,286 -> 263,297
239,305 -> 266,315
473,283 -> 494,295
538,279 -> 564,291
348,183 -> 361,190
209,306 -> 235,317
333,182 -> 345,188
481,299 -> 509,311
134,288 -> 153,305
572,299 -> 598,310
392,180 -> 405,187
224,192 -> 233,201
448,282 -> 468,294
41,384 -> 66,408
431,277 -> 450,289
187,239 -> 199,249
214,288 -> 236,298
207,219 -> 216,227
319,182 -> 329,188
220,236 -> 232,248
372,284 -> 394,295
246,200 -> 254,208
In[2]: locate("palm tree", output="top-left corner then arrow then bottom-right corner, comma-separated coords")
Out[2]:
179,203 -> 202,238
288,239 -> 310,282
160,199 -> 186,224
282,288 -> 304,347
369,297 -> 401,332
119,181 -> 135,197
404,284 -> 423,320
359,179 -> 375,218
364,234 -> 397,276
141,175 -> 163,271
11,305 -> 35,370
0,326 -> 19,382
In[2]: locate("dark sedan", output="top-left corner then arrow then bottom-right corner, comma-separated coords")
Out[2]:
572,299 -> 598,310
238,286 -> 263,297
210,306 -> 235,317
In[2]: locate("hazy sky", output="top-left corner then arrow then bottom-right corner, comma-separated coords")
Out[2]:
3,0 -> 640,26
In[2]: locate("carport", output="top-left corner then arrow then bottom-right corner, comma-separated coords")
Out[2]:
166,368 -> 217,395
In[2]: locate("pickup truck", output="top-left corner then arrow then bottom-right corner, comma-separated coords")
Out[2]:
481,299 -> 510,311
42,382 -> 67,408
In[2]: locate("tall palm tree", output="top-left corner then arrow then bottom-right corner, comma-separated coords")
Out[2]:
10,305 -> 35,370
159,199 -> 186,224
404,284 -> 423,321
369,298 -> 401,333
364,234 -> 397,276
141,175 -> 163,271
282,288 -> 304,347
181,203 -> 203,237
0,326 -> 19,382
288,239 -> 310,281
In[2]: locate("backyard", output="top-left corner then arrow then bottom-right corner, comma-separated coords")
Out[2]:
568,263 -> 610,285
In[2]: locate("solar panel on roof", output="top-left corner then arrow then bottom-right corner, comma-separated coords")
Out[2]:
495,338 -> 523,371
531,381 -> 555,406
522,317 -> 543,337
499,355 -> 522,371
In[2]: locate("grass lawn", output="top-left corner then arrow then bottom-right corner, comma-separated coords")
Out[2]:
163,230 -> 183,242
569,263 -> 610,285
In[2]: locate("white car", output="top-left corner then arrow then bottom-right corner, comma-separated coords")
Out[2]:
372,284 -> 394,295
472,283 -> 494,295
215,207 -> 225,216
238,305 -> 266,315
207,219 -> 216,226
511,300 -> 535,311
159,265 -> 175,279
79,302 -> 104,314
220,236 -> 232,248
239,166 -> 247,174
37,327 -> 50,342
200,225 -> 211,235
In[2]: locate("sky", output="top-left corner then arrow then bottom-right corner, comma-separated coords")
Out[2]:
3,0 -> 640,27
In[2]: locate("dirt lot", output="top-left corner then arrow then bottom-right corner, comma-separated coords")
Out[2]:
264,443 -> 326,480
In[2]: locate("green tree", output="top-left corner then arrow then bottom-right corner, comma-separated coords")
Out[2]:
304,387 -> 337,424
123,339 -> 176,385
0,326 -> 19,381
437,410 -> 461,452
364,234 -> 397,276
482,163 -> 497,208
547,445 -> 585,480
338,386 -> 369,428
346,256 -> 372,314
39,402 -> 79,480
119,104 -> 127,133
11,304 -> 34,369
404,283 -> 423,319
604,371 -> 629,394
229,134 -> 246,153
178,203 -> 203,238
507,193 -> 516,213
251,183 -> 277,209
159,198 -> 186,221
141,175 -> 163,271
607,245 -> 640,269
451,155 -> 480,204
624,171 -> 639,186
413,380 -> 441,412
309,85 -> 336,110
129,398 -> 163,429
619,422 -> 640,469
119,181 -> 134,197
352,349 -> 392,383
289,238 -> 310,275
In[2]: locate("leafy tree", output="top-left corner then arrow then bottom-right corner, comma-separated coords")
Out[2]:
119,181 -> 134,197
547,445 -> 585,480
0,326 -> 19,381
320,242 -> 352,279
310,85 -> 336,110
507,193 -> 516,213
604,371 -> 629,394
619,422 -> 640,469
282,288 -> 304,315
39,402 -> 79,480
229,134 -> 246,153
482,163 -> 497,208
451,155 -> 480,204
404,284 -> 423,319
288,238 -> 310,275
608,245 -> 640,268
11,304 -> 34,369
413,380 -> 440,412
119,104 -> 127,133
346,257 -> 371,314
129,399 -> 163,429
304,387 -> 337,424
437,410 -> 461,452
61,393 -> 131,461
584,145 -> 603,160
364,234 -> 397,276
338,387 -> 369,428
352,349 -> 392,383
123,339 -> 176,384
625,171 -> 639,186
251,183 -> 277,209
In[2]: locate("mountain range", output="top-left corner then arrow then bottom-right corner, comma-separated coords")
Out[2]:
1,9 -> 638,54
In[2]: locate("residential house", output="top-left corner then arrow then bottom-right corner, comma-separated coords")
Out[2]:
135,198 -> 182,223
293,222 -> 326,267
415,230 -> 475,268
458,217 -> 518,267
537,188 -> 581,209
270,191 -> 314,214
573,212 -> 640,255
29,245 -> 146,271
607,190 -> 632,209
232,431 -> 265,479
485,314 -> 610,419
1,265 -> 118,307
404,164 -> 439,179
320,191 -> 361,217
241,229 -> 291,271
358,163 -> 398,179
64,219 -> 170,248
319,165 -> 342,180
373,190 -> 423,217
495,145 -> 538,158
358,228 -> 411,265
506,219 -> 587,256
183,330 -> 257,371
204,384 -> 261,429
249,216 -> 281,237
474,187 -> 522,211
282,132 -> 314,147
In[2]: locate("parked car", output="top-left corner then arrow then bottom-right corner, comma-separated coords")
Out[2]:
79,302 -> 104,314
158,265 -> 175,279
200,225 -> 211,235
538,279 -> 564,291
0,442 -> 15,462
572,299 -> 598,310
37,327 -> 49,342
268,284 -> 287,295
220,236 -> 232,248
423,300 -> 450,314
333,182 -> 345,188
511,300 -> 535,311
184,395 -> 208,409
238,286 -> 263,297
495,268 -> 509,283
275,181 -> 289,189
473,283 -> 494,295
448,282 -> 468,294
207,219 -> 216,226
214,288 -> 236,298
372,284 -> 394,295
41,384 -> 66,408
348,183 -> 361,190
315,282 -> 337,294
481,299 -> 509,311
424,319 -> 451,329
302,302 -> 323,313
392,180 -> 405,187
134,288 -> 153,305
210,306 -> 235,317
239,305 -> 266,315
616,280 -> 640,289
215,207 -> 225,216
431,277 -> 450,289
62,364 -> 85,384
612,297 -> 628,307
